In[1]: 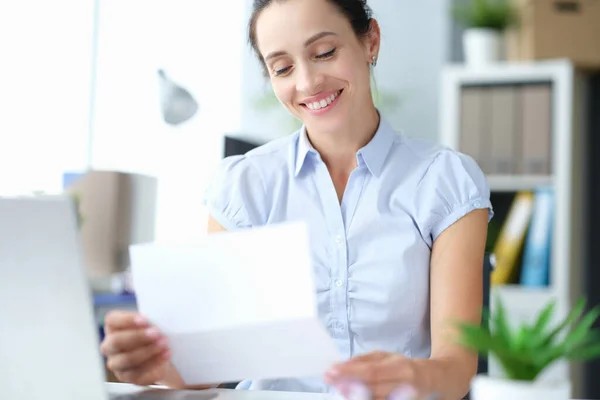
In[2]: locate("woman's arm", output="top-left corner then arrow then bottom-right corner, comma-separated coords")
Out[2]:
325,209 -> 490,400
425,207 -> 489,398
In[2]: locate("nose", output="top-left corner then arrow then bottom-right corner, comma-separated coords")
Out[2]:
295,63 -> 324,96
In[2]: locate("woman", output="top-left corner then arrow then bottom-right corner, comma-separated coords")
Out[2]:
100,0 -> 493,399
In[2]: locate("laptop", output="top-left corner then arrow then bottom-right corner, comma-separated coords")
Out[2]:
0,195 -> 218,400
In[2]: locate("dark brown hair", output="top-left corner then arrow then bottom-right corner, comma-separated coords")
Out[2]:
248,0 -> 373,75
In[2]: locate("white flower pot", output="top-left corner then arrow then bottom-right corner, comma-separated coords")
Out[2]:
463,28 -> 504,66
470,375 -> 571,400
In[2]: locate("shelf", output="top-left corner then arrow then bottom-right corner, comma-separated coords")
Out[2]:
490,285 -> 564,325
491,283 -> 554,298
487,174 -> 553,192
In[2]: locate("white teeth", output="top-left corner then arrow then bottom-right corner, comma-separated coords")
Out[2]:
306,90 -> 340,111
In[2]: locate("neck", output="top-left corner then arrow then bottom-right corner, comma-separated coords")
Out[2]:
306,106 -> 380,172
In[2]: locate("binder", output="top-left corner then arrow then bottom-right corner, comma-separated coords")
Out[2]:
478,87 -> 494,174
491,191 -> 535,285
520,187 -> 554,287
460,86 -> 485,168
489,85 -> 518,174
520,83 -> 552,174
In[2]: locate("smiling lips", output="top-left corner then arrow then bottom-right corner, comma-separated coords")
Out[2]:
302,89 -> 343,114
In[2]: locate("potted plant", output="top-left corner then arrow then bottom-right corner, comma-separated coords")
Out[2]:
456,295 -> 600,400
452,0 -> 517,66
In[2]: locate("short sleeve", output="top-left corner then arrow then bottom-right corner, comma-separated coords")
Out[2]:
203,155 -> 266,231
415,150 -> 494,246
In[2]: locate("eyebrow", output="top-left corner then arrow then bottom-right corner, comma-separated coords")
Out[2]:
264,31 -> 338,62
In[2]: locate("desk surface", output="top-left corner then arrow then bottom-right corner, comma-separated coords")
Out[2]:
106,383 -> 339,400
106,382 -> 594,400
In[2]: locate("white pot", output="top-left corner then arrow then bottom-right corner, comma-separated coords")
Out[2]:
463,28 -> 504,66
470,375 -> 571,400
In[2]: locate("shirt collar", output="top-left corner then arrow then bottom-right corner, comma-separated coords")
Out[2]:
294,124 -> 316,177
356,116 -> 397,177
294,115 -> 397,178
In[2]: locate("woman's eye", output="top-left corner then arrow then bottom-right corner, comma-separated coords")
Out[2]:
273,66 -> 292,76
316,48 -> 336,59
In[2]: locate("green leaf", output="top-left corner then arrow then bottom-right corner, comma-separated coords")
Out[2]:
527,300 -> 558,348
533,300 -> 557,334
492,294 -> 513,347
451,0 -> 516,30
562,305 -> 600,349
542,298 -> 587,347
568,342 -> 600,360
455,295 -> 600,381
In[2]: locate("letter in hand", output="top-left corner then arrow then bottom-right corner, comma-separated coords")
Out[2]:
100,311 -> 172,386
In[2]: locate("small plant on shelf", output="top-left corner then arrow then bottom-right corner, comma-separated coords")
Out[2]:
452,0 -> 517,31
456,296 -> 600,381
451,0 -> 518,66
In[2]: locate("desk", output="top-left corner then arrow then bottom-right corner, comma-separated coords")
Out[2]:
106,383 -> 595,400
106,383 -> 338,399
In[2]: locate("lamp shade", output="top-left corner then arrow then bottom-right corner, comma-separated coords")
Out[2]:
158,69 -> 198,126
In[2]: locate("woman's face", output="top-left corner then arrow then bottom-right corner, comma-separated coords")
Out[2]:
255,0 -> 379,134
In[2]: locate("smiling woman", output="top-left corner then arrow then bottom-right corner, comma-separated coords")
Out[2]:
100,1 -> 494,399
248,0 -> 380,157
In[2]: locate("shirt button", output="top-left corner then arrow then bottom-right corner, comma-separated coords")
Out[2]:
334,235 -> 343,244
335,280 -> 343,287
473,200 -> 481,208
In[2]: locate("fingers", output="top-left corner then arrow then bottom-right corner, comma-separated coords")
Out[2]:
101,326 -> 164,356
373,383 -> 416,399
106,337 -> 170,372
104,311 -> 148,335
329,352 -> 415,386
115,351 -> 171,386
334,380 -> 431,400
100,311 -> 171,386
328,360 -> 406,386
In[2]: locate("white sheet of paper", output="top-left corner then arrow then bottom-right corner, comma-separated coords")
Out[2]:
129,221 -> 341,385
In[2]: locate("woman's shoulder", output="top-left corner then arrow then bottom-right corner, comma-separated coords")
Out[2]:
393,134 -> 493,243
397,133 -> 469,166
203,131 -> 299,230
386,129 -> 484,186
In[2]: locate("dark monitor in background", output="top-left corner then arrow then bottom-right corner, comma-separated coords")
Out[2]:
224,135 -> 262,157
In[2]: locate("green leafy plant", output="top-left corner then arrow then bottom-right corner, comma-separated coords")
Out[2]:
69,191 -> 85,228
452,0 -> 517,31
456,296 -> 600,381
252,90 -> 302,132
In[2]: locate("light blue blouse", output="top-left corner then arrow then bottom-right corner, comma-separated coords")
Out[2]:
203,115 -> 493,394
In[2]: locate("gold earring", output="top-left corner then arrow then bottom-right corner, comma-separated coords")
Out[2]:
371,55 -> 377,67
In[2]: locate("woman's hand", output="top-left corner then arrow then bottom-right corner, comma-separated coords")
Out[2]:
324,351 -> 438,400
100,310 -> 175,386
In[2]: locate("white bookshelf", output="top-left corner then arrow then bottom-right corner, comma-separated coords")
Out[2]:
487,175 -> 553,192
439,59 -> 590,396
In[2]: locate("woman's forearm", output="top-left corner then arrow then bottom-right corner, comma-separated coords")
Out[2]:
421,351 -> 477,400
